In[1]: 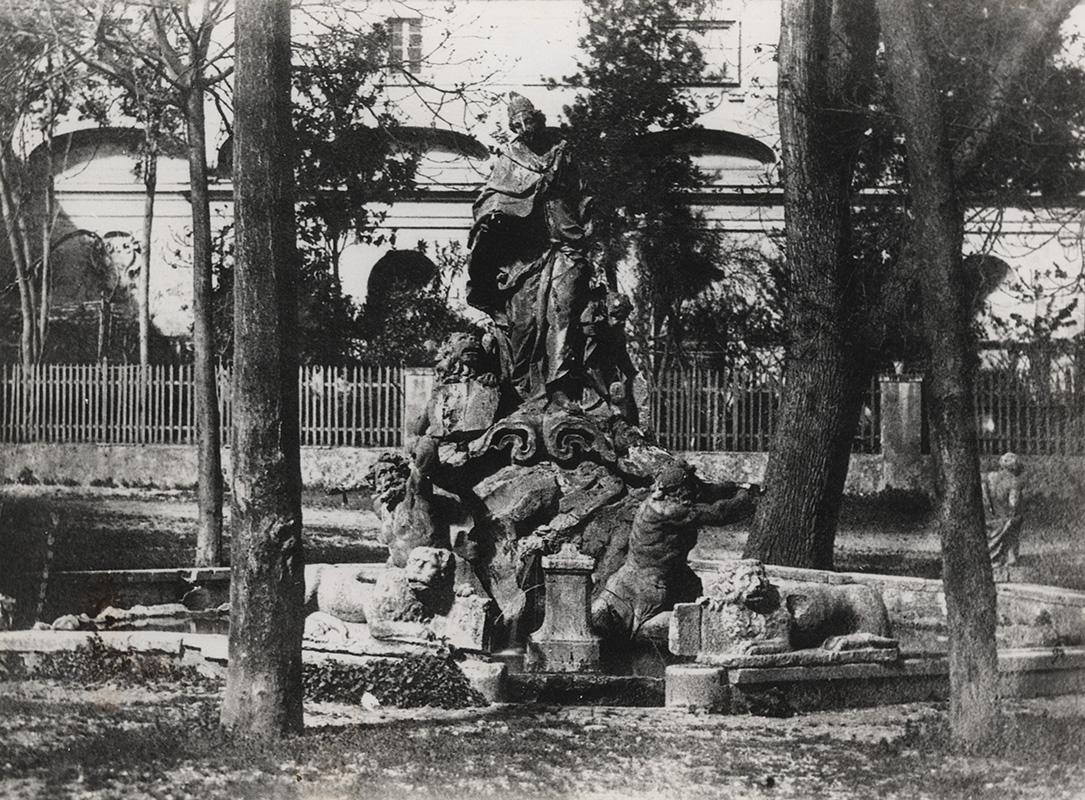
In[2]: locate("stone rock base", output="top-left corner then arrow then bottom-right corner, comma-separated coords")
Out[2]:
662,647 -> 1085,714
458,658 -> 508,702
506,672 -> 664,706
664,664 -> 729,712
525,637 -> 602,673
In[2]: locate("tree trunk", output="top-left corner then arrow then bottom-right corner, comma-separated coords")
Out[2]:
743,0 -> 876,568
745,350 -> 865,567
877,0 -> 1000,747
97,297 -> 110,362
187,81 -> 224,567
220,0 -> 305,737
39,117 -> 54,357
0,152 -> 37,369
140,147 -> 157,367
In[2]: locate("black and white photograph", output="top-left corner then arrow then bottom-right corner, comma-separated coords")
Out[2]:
1,0 -> 1084,797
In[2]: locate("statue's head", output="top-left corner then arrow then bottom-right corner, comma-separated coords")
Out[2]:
435,331 -> 492,383
652,461 -> 697,506
366,452 -> 411,510
507,92 -> 546,142
606,291 -> 633,325
404,546 -> 456,610
706,559 -> 778,614
999,451 -> 1023,475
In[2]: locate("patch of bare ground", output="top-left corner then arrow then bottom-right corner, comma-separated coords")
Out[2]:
0,679 -> 1083,800
1,487 -> 386,574
2,484 -> 1083,798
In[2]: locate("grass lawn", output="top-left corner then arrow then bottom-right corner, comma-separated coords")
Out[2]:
2,485 -> 1083,598
1,678 -> 1083,800
1,487 -> 1083,798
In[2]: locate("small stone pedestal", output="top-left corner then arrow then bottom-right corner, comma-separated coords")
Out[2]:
664,664 -> 730,712
525,543 -> 601,673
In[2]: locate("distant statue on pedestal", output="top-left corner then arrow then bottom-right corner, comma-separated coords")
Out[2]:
983,451 -> 1026,568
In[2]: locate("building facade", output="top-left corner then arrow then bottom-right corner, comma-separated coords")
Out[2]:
4,0 -> 1083,361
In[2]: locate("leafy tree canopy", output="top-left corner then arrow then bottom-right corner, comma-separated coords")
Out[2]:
292,20 -> 418,275
210,224 -> 362,365
827,0 -> 1085,367
355,241 -> 481,366
556,0 -> 783,366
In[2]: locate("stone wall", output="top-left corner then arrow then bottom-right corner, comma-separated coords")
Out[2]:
2,442 -> 871,492
681,452 -> 889,494
3,442 -> 1083,499
0,443 -> 381,490
5,370 -> 1082,497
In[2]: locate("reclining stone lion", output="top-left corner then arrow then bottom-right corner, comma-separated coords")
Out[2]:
671,559 -> 898,661
783,577 -> 895,652
304,547 -> 492,650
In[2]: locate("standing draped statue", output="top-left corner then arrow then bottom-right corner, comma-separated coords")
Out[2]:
983,451 -> 1026,568
466,93 -> 594,410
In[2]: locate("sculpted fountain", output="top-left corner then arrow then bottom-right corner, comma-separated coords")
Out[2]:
305,92 -> 759,669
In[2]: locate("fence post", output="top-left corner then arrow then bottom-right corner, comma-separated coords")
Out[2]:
879,375 -> 926,491
402,367 -> 435,453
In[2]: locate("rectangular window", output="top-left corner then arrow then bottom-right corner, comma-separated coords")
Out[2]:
387,17 -> 423,74
676,20 -> 740,86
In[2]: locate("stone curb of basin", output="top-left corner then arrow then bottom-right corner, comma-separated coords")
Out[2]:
4,630 -> 1085,715
0,629 -> 508,706
663,645 -> 1085,713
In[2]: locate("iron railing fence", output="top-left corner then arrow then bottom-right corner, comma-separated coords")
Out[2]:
972,342 -> 1085,456
4,350 -> 1083,456
0,363 -> 402,448
645,361 -> 881,453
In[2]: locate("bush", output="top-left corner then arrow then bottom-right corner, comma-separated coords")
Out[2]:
30,636 -> 220,689
16,467 -> 38,485
19,638 -> 485,709
0,652 -> 27,679
303,654 -> 486,709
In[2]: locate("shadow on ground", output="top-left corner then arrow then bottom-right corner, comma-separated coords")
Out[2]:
0,679 -> 1083,800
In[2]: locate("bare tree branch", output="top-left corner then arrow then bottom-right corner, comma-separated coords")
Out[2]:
150,6 -> 186,84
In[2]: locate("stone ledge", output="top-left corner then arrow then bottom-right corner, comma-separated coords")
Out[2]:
698,647 -> 900,669
998,646 -> 1085,672
728,655 -> 949,686
0,630 -> 187,655
0,630 -> 507,700
46,568 -> 231,584
998,583 -> 1085,609
842,571 -> 945,593
719,647 -> 1085,711
506,673 -> 664,706
689,560 -> 857,585
666,649 -> 1085,713
726,648 -> 1085,685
